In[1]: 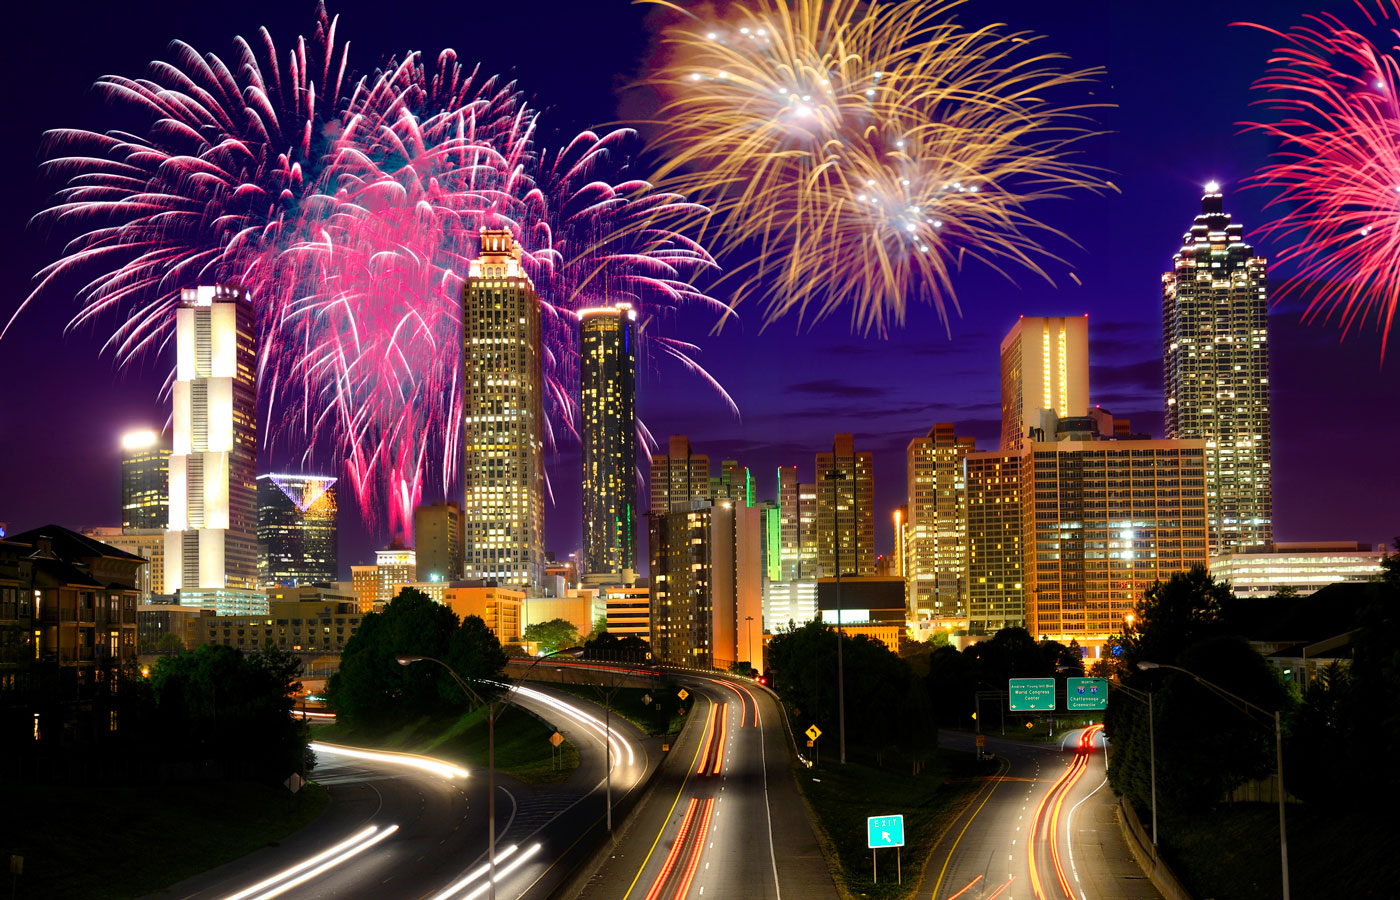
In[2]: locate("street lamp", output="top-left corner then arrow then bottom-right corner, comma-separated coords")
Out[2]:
397,647 -> 584,900
1137,660 -> 1290,900
823,465 -> 848,765
744,615 -> 755,674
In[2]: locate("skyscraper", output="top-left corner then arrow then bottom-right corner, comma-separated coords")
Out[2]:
815,434 -> 874,578
121,429 -> 170,531
580,303 -> 638,575
1000,316 -> 1089,450
965,451 -> 1024,633
1163,183 -> 1272,553
257,474 -> 338,587
414,501 -> 464,582
650,435 -> 711,513
777,468 -> 819,581
462,228 -> 545,590
906,424 -> 976,620
710,460 -> 754,507
165,285 -> 261,615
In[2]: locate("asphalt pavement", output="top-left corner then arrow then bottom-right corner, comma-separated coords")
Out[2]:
924,728 -> 1161,900
570,674 -> 838,900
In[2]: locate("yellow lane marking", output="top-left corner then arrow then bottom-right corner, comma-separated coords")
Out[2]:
932,755 -> 1011,900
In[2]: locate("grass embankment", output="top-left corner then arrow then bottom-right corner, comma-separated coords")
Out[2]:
796,745 -> 998,900
1161,803 -> 1391,900
1,780 -> 327,900
546,682 -> 691,736
312,705 -> 580,784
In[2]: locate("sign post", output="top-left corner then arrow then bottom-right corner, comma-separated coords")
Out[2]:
866,814 -> 905,884
805,724 -> 822,765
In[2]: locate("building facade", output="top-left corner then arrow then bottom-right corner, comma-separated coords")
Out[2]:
579,303 -> 638,575
121,429 -> 170,531
1163,184 -> 1272,554
603,585 -> 652,642
906,424 -> 976,620
650,435 -> 711,513
350,546 -> 416,612
964,451 -> 1025,633
165,285 -> 261,615
462,228 -> 545,590
257,474 -> 338,587
442,586 -> 525,645
1000,316 -> 1089,451
648,501 -> 763,669
815,434 -> 874,578
1021,437 -> 1209,646
81,526 -> 165,602
777,467 -> 817,580
414,501 -> 464,583
1210,541 -> 1387,598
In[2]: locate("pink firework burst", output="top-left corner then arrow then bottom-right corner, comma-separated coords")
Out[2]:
16,5 -> 725,539
1241,2 -> 1400,356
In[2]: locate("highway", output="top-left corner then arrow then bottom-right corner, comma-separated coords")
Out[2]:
143,682 -> 652,900
573,673 -> 838,900
925,726 -> 1161,900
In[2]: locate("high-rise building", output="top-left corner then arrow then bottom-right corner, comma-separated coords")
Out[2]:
1021,432 -> 1209,646
81,526 -> 166,602
650,435 -> 711,513
1000,316 -> 1089,450
414,501 -> 464,583
964,451 -> 1024,633
256,474 -> 338,587
1163,183 -> 1272,553
906,424 -> 976,620
777,467 -> 817,580
165,285 -> 262,616
710,460 -> 754,507
121,429 -> 170,531
579,303 -> 638,575
648,501 -> 763,669
815,434 -> 874,578
462,228 -> 545,590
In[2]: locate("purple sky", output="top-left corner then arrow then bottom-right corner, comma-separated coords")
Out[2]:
1,0 -> 1395,575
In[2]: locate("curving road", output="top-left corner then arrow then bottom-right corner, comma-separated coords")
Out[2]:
573,673 -> 838,900
924,727 -> 1161,900
143,683 -> 654,900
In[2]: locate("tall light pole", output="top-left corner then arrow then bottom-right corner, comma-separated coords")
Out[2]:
1138,661 -> 1288,900
744,615 -> 755,674
397,647 -> 583,900
823,466 -> 848,765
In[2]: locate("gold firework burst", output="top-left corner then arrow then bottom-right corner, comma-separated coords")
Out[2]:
642,0 -> 1112,334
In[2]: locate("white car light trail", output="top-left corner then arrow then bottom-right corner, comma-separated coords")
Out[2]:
310,742 -> 469,779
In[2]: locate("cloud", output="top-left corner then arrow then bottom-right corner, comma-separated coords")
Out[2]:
785,379 -> 892,398
1091,358 -> 1161,393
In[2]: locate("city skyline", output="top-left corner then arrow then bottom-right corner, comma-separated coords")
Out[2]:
1,0 -> 1395,575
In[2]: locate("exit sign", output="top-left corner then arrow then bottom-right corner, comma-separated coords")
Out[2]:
867,815 -> 905,848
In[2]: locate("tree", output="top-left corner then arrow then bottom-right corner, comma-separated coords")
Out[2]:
592,613 -> 609,637
523,618 -> 581,655
328,587 -> 505,727
583,630 -> 649,662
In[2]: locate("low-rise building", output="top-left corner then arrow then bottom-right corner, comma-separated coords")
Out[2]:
194,600 -> 363,654
1210,542 -> 1387,598
442,586 -> 524,644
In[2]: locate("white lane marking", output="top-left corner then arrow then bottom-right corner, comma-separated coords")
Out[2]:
1066,771 -> 1110,900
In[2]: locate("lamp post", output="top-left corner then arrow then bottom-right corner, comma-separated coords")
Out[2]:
823,465 -> 847,765
1138,661 -> 1289,900
397,647 -> 584,900
744,615 -> 755,674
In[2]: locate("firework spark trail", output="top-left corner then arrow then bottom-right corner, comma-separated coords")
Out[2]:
1239,3 -> 1400,357
642,0 -> 1111,336
17,4 -> 725,538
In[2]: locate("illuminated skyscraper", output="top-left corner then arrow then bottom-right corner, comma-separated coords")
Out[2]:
650,435 -> 710,513
906,424 -> 975,620
414,501 -> 464,582
1163,183 -> 1272,553
121,429 -> 169,531
1000,316 -> 1089,450
462,229 -> 545,590
710,460 -> 754,507
815,434 -> 874,578
965,451 -> 1024,633
257,474 -> 338,587
580,303 -> 638,575
776,467 -> 817,580
165,285 -> 262,615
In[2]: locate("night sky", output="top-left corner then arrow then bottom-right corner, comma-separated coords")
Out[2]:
2,0 -> 1395,576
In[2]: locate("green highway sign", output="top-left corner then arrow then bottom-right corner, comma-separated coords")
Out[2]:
1067,678 -> 1108,711
1009,678 -> 1056,711
867,815 -> 905,848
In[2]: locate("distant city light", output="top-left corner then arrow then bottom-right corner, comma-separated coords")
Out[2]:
1205,180 -> 1220,193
